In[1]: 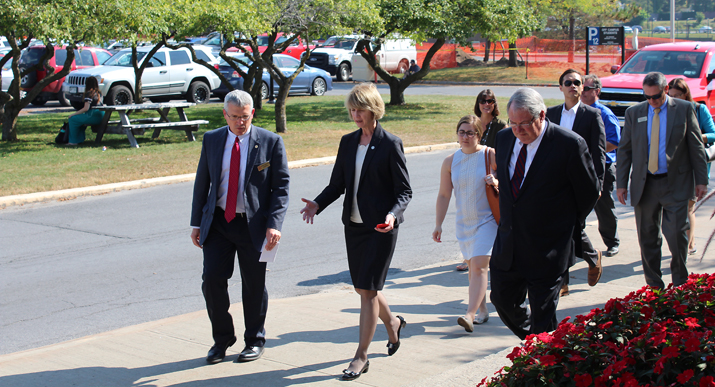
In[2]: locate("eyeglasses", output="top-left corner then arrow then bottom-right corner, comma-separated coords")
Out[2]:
508,117 -> 536,129
563,79 -> 582,87
479,99 -> 496,105
225,114 -> 252,122
643,91 -> 664,100
583,86 -> 598,92
457,130 -> 477,138
668,91 -> 684,99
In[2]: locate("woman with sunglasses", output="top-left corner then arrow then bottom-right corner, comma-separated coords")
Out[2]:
433,115 -> 498,332
667,78 -> 715,255
474,89 -> 507,148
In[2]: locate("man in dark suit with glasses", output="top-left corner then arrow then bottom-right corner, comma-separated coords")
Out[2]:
546,69 -> 606,295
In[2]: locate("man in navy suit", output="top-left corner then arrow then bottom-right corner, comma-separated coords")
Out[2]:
190,89 -> 290,364
490,88 -> 599,339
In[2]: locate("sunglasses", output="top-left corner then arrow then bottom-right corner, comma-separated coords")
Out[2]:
583,86 -> 597,91
563,79 -> 582,87
479,98 -> 495,104
644,91 -> 664,100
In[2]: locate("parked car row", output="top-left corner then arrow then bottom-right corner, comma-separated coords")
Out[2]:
213,53 -> 332,100
2,38 -> 335,108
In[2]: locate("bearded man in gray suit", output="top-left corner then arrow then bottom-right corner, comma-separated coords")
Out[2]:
617,71 -> 708,289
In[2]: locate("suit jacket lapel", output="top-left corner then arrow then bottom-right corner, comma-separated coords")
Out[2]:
665,97 -> 677,152
244,125 -> 260,186
212,128 -> 229,186
501,133 -> 518,200
518,120 -> 555,197
343,130 -> 360,192
573,103 -> 585,132
358,122 -> 385,188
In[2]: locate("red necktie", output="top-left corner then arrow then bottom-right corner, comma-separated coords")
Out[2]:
511,145 -> 527,199
225,137 -> 241,223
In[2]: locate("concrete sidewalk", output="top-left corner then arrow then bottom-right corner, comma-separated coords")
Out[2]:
2,207 -> 715,386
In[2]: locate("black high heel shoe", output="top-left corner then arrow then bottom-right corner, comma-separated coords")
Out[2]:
342,360 -> 369,381
386,315 -> 406,356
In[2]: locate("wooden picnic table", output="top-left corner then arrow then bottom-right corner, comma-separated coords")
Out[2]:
92,102 -> 209,148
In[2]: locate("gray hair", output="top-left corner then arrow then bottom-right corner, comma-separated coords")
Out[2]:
224,89 -> 254,111
507,88 -> 546,120
643,72 -> 667,90
583,74 -> 602,90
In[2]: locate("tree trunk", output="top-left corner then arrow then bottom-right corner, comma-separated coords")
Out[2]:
356,37 -> 445,106
568,14 -> 576,63
2,105 -> 20,141
508,43 -> 518,67
273,85 -> 289,133
249,70 -> 263,110
483,39 -> 490,62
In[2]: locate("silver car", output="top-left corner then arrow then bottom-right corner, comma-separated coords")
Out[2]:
62,46 -> 221,107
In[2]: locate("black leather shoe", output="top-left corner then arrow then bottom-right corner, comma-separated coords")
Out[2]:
387,315 -> 406,356
206,337 -> 237,364
604,246 -> 619,257
236,345 -> 264,362
342,360 -> 369,381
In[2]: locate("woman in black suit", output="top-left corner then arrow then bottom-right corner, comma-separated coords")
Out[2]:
300,83 -> 412,381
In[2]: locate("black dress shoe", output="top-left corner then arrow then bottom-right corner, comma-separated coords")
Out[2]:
387,315 -> 406,356
604,246 -> 619,257
236,345 -> 264,362
342,360 -> 369,381
206,337 -> 237,364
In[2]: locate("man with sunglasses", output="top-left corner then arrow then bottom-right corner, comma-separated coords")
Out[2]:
581,74 -> 621,259
546,69 -> 607,294
191,89 -> 290,364
617,71 -> 707,289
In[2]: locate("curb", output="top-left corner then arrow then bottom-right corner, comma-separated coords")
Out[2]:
0,142 -> 459,209
413,80 -> 558,87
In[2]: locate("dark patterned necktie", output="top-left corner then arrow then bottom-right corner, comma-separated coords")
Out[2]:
511,145 -> 528,199
225,137 -> 241,223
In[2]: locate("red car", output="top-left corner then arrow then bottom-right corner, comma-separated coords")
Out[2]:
228,33 -> 314,59
19,45 -> 112,106
599,42 -> 715,125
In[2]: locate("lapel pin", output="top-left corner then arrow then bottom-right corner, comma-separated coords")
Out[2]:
254,145 -> 258,148
371,146 -> 375,150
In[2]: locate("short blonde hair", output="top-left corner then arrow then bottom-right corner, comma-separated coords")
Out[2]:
345,83 -> 385,120
456,115 -> 482,140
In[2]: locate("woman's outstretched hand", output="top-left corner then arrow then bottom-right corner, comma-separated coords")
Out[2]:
300,198 -> 319,224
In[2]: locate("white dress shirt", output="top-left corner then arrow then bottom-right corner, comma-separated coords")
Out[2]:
350,144 -> 369,223
509,119 -> 547,182
217,127 -> 251,214
559,101 -> 580,131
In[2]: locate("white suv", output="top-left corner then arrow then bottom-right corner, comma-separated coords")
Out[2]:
307,35 -> 416,81
62,46 -> 221,107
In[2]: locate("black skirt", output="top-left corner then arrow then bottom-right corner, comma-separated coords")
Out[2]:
344,222 -> 399,290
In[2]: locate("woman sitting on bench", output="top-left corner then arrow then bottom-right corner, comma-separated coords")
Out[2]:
66,77 -> 105,146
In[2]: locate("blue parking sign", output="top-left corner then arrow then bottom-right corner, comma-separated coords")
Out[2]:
588,27 -> 600,46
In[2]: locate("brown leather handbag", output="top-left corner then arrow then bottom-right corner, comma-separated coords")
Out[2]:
484,147 -> 500,224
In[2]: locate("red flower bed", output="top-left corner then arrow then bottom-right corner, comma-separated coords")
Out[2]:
479,273 -> 715,387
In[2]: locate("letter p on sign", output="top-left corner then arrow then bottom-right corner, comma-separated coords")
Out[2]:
588,27 -> 600,46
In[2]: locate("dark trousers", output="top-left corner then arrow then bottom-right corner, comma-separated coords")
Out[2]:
202,209 -> 268,347
634,175 -> 690,288
490,265 -> 566,340
594,163 -> 620,249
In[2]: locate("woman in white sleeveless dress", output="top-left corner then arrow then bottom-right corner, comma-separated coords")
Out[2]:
432,115 -> 499,332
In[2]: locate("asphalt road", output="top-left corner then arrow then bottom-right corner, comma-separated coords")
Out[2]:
0,148 -> 462,355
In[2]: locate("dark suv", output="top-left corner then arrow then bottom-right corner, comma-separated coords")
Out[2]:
19,45 -> 112,106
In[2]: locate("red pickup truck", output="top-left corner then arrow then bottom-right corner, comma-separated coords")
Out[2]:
599,42 -> 715,126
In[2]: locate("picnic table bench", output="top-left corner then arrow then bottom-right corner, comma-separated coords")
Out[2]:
92,102 -> 209,148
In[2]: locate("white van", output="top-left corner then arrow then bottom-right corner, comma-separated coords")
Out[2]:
307,35 -> 416,81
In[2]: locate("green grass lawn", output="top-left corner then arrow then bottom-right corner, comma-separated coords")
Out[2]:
1,94 -> 561,196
